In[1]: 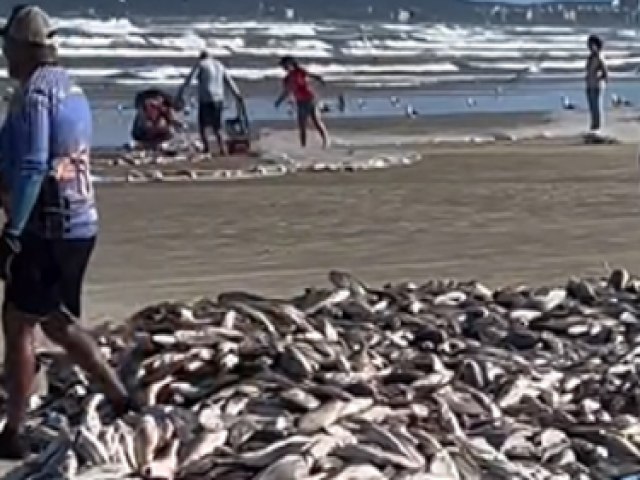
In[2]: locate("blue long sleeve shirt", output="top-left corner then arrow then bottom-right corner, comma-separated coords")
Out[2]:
0,65 -> 98,239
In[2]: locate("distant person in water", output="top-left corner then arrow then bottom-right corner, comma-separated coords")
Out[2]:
585,34 -> 608,131
275,56 -> 329,148
177,50 -> 244,155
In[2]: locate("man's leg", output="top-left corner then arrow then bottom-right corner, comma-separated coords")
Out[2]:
40,310 -> 129,413
297,103 -> 309,148
0,303 -> 36,459
198,104 -> 210,153
0,233 -> 47,459
587,88 -> 601,131
594,88 -> 602,130
213,101 -> 227,156
214,129 -> 227,156
310,106 -> 329,149
41,238 -> 129,413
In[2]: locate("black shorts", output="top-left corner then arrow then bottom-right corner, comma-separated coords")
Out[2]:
4,233 -> 96,319
297,100 -> 316,121
198,101 -> 224,131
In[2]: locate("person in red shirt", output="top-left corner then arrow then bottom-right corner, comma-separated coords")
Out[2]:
275,56 -> 329,148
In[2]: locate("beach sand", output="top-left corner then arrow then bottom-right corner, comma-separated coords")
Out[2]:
81,115 -> 640,323
2,111 -> 640,319
1,110 -> 640,476
0,110 -> 631,327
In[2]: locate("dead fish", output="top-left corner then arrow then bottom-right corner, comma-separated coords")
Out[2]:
74,426 -> 111,466
500,431 -> 536,459
197,404 -> 224,431
180,429 -> 229,467
228,301 -> 278,336
135,414 -> 161,471
334,442 -> 424,470
58,447 -> 79,478
278,344 -> 317,379
566,277 -> 597,304
434,291 -> 467,307
328,270 -> 369,298
429,450 -> 461,480
280,388 -> 321,411
306,433 -> 354,461
529,288 -> 567,312
608,268 -> 630,291
143,375 -> 175,406
298,398 -> 373,433
20,269 -> 640,480
252,454 -> 311,480
358,422 -> 424,467
141,437 -> 180,480
304,288 -> 351,315
236,436 -> 312,467
331,464 -> 387,480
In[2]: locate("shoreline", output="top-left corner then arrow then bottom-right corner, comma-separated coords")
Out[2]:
89,111 -> 543,184
88,109 -> 633,185
2,75 -> 632,148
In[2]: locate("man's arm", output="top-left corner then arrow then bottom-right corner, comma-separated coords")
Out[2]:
600,56 -> 609,82
0,126 -> 10,217
6,92 -> 49,236
309,72 -> 326,86
274,89 -> 289,108
223,70 -> 242,100
176,62 -> 199,106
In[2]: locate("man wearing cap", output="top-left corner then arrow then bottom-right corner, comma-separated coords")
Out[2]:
0,5 -> 133,457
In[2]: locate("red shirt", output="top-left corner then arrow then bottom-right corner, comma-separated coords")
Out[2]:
284,67 -> 315,103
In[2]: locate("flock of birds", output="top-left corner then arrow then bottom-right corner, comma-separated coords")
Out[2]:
560,94 -> 634,112
2,83 -> 635,123
315,89 -> 635,120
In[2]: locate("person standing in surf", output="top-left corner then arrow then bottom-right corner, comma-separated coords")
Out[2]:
275,56 -> 329,148
585,34 -> 608,132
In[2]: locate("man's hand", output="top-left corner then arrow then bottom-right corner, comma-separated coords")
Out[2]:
311,74 -> 326,86
236,96 -> 246,112
0,190 -> 9,218
173,96 -> 185,112
0,229 -> 20,282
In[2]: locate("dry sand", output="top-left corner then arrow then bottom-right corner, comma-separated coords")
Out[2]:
0,110 -> 636,327
81,139 -> 640,324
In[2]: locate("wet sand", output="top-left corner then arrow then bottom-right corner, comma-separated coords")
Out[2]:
80,139 -> 640,324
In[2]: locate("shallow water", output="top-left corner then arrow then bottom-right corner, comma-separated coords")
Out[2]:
75,78 -> 640,147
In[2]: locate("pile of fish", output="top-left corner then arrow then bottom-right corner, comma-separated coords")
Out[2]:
8,269 -> 640,479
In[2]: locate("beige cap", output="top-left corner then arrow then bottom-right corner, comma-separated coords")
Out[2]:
1,5 -> 57,46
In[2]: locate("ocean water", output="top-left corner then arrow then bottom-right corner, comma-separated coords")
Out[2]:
2,1 -> 640,146
0,16 -> 637,89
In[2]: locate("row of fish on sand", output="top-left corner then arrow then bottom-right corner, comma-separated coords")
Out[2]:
93,150 -> 421,184
7,268 -> 640,479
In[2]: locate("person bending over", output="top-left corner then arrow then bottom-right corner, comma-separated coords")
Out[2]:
177,50 -> 244,155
